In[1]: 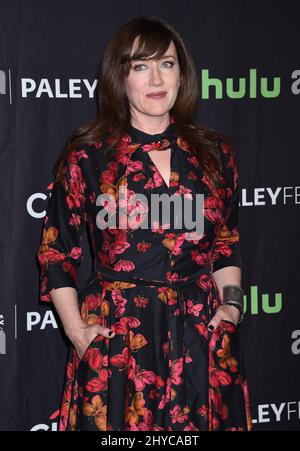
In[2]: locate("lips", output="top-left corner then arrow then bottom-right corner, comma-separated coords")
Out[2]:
146,91 -> 167,98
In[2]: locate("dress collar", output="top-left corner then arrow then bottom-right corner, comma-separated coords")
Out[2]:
128,121 -> 179,148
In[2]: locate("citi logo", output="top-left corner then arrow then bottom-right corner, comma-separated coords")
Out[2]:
0,314 -> 6,355
0,69 -> 12,103
30,409 -> 59,431
0,70 -> 5,94
243,286 -> 282,315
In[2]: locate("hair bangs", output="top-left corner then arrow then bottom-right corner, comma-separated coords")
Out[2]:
122,25 -> 172,75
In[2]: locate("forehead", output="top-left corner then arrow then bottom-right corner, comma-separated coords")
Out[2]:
130,38 -> 177,60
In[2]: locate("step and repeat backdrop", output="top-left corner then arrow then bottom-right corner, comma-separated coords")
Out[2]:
0,0 -> 299,431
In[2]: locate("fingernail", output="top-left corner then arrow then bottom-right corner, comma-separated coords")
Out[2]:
108,330 -> 113,336
208,325 -> 214,331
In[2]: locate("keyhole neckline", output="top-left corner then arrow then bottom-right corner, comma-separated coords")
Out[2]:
147,148 -> 172,189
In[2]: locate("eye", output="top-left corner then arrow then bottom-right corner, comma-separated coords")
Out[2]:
132,63 -> 147,71
162,60 -> 175,68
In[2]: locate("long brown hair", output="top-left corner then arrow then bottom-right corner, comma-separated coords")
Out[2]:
53,16 -> 231,189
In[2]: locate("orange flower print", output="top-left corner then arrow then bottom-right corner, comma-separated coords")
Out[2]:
217,334 -> 239,372
83,395 -> 108,431
126,330 -> 148,351
125,392 -> 146,427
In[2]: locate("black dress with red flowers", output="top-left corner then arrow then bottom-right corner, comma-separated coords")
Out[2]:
37,120 -> 252,431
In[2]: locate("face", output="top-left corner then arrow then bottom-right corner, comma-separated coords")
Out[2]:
124,38 -> 180,124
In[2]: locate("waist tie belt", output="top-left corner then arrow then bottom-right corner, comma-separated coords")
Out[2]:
92,263 -> 213,287
86,263 -> 213,327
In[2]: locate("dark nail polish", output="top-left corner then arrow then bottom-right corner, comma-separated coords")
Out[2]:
108,330 -> 113,336
208,325 -> 214,331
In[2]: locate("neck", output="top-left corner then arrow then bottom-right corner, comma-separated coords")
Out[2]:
130,114 -> 171,135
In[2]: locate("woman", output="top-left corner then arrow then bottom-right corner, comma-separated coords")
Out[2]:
37,16 -> 252,431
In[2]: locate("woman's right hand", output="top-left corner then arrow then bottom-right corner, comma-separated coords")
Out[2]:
69,323 -> 116,360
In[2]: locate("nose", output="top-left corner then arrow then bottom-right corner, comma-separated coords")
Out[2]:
149,64 -> 163,86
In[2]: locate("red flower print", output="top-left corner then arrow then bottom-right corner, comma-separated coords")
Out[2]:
69,247 -> 82,260
109,347 -> 130,370
170,404 -> 189,424
111,288 -> 128,317
136,241 -> 151,252
209,354 -> 231,388
128,357 -> 156,391
133,295 -> 149,307
85,368 -> 109,393
113,259 -> 135,272
194,322 -> 209,339
186,300 -> 203,316
170,358 -> 184,386
197,404 -> 208,420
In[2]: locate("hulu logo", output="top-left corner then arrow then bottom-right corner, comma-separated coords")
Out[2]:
201,69 -> 281,99
243,286 -> 282,315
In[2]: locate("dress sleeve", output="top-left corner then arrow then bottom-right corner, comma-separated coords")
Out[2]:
211,138 -> 242,272
37,150 -> 86,303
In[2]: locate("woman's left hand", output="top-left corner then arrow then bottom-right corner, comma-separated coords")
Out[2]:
207,303 -> 240,331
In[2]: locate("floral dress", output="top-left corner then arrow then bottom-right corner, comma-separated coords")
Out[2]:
37,120 -> 252,431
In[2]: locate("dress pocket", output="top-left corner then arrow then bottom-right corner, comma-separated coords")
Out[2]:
209,319 -> 241,376
219,319 -> 238,329
78,333 -> 102,363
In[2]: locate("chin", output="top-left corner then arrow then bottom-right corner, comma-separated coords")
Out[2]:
145,111 -> 170,118
143,105 -> 171,115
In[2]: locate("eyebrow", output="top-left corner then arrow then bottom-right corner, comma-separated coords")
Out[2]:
159,54 -> 176,59
133,54 -> 176,61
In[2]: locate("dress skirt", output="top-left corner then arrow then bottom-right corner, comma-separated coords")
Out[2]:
58,266 -> 252,431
